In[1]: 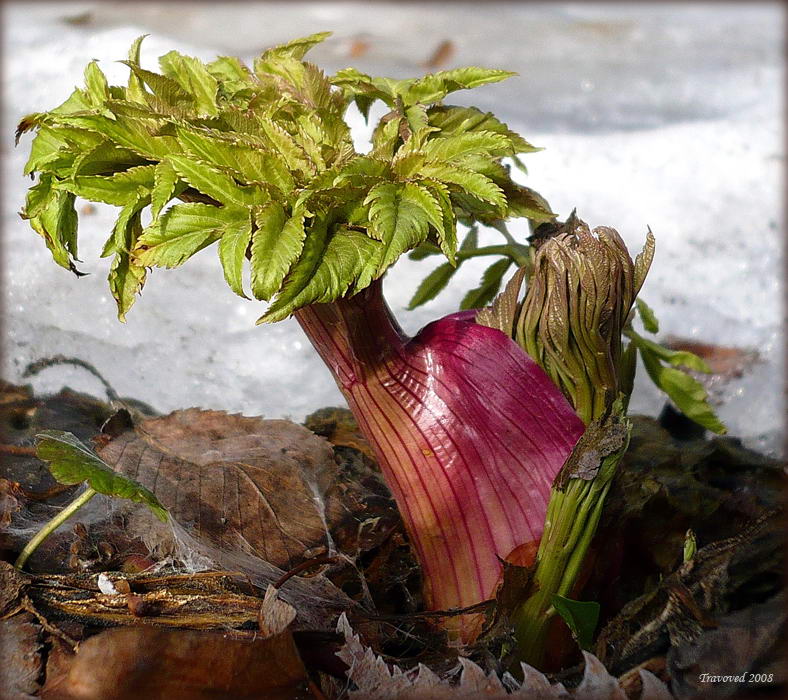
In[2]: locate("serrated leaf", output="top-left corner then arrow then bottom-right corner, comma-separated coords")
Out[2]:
151,160 -> 180,219
423,179 -> 457,263
634,230 -> 656,294
120,60 -> 194,109
71,141 -> 146,177
133,202 -> 244,268
55,164 -> 156,206
422,163 -> 506,211
258,119 -> 314,176
108,251 -> 147,321
35,430 -> 167,521
250,204 -> 306,301
552,595 -> 600,651
58,113 -> 179,160
262,31 -> 332,60
103,196 -> 146,256
261,226 -> 380,323
159,50 -> 219,116
460,258 -> 512,310
638,343 -> 726,434
407,262 -> 457,309
177,127 -> 295,193
84,61 -> 111,108
428,104 -> 539,154
423,131 -> 513,162
27,189 -> 82,274
218,211 -> 253,298
404,67 -> 516,105
501,182 -> 556,223
23,126 -> 71,175
363,182 -> 431,276
168,154 -> 265,206
126,35 -> 149,103
407,242 -> 442,261
636,298 -> 659,334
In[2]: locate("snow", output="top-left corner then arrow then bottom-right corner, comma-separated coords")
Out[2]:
3,2 -> 783,454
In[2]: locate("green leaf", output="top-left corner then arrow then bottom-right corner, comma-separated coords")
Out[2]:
636,298 -> 659,334
551,595 -> 600,651
126,36 -> 149,103
262,32 -> 332,60
261,226 -> 381,323
629,330 -> 711,373
218,211 -> 253,298
35,430 -> 167,521
71,141 -> 146,177
250,204 -> 306,301
151,160 -> 181,219
177,127 -> 294,193
460,258 -> 511,310
159,50 -> 219,117
421,163 -> 506,211
23,126 -> 71,175
55,165 -> 156,206
407,262 -> 457,309
404,67 -> 516,105
84,61 -> 111,108
168,155 -> 266,206
423,131 -> 512,162
363,182 -> 431,276
108,251 -> 147,321
501,183 -> 556,223
408,242 -> 442,261
133,202 -> 244,268
638,343 -> 727,434
27,189 -> 81,274
58,113 -> 179,160
427,105 -> 539,154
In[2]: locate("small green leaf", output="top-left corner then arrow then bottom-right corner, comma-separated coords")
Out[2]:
552,595 -> 600,651
35,430 -> 167,521
84,61 -> 111,106
262,32 -> 332,61
159,50 -> 219,117
407,262 -> 457,309
126,36 -> 149,103
683,528 -> 697,562
629,330 -> 711,373
108,251 -> 147,321
168,154 -> 264,206
133,202 -> 244,268
636,298 -> 659,334
151,160 -> 181,219
55,165 -> 156,206
250,204 -> 306,301
460,258 -> 511,310
638,344 -> 727,434
218,211 -> 253,298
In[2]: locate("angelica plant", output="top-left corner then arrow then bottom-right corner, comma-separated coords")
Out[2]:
17,32 -> 722,647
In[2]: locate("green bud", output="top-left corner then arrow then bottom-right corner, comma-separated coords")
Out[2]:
515,215 -> 654,424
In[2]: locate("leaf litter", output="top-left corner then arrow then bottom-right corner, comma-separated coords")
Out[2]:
1,369 -> 784,698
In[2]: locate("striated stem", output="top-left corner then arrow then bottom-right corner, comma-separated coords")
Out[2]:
295,279 -> 583,641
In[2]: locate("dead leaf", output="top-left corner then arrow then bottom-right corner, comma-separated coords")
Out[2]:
1,561 -> 30,615
259,585 -> 297,636
0,613 -> 43,699
41,625 -> 314,700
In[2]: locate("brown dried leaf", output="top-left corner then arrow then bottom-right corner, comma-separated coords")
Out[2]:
1,561 -> 30,615
663,337 -> 759,379
424,40 -> 456,69
0,613 -> 43,699
99,409 -> 342,571
41,626 -> 314,700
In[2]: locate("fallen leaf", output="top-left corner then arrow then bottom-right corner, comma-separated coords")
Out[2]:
0,613 -> 43,699
41,626 -> 314,699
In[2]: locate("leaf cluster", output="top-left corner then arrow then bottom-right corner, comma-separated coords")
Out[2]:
18,32 -> 552,322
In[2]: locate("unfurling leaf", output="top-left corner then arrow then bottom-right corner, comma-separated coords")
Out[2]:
250,203 -> 305,301
35,430 -> 167,521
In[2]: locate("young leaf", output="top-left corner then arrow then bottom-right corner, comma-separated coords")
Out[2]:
126,35 -> 149,104
551,595 -> 600,651
636,298 -> 659,334
151,160 -> 181,219
167,155 -> 265,206
407,262 -> 457,309
262,31 -> 332,61
26,189 -> 81,274
629,330 -> 712,373
133,202 -> 244,268
159,50 -> 219,117
250,204 -> 306,301
460,258 -> 512,310
108,251 -> 147,321
55,165 -> 156,206
218,211 -> 253,298
35,430 -> 167,521
637,342 -> 726,434
363,182 -> 431,276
